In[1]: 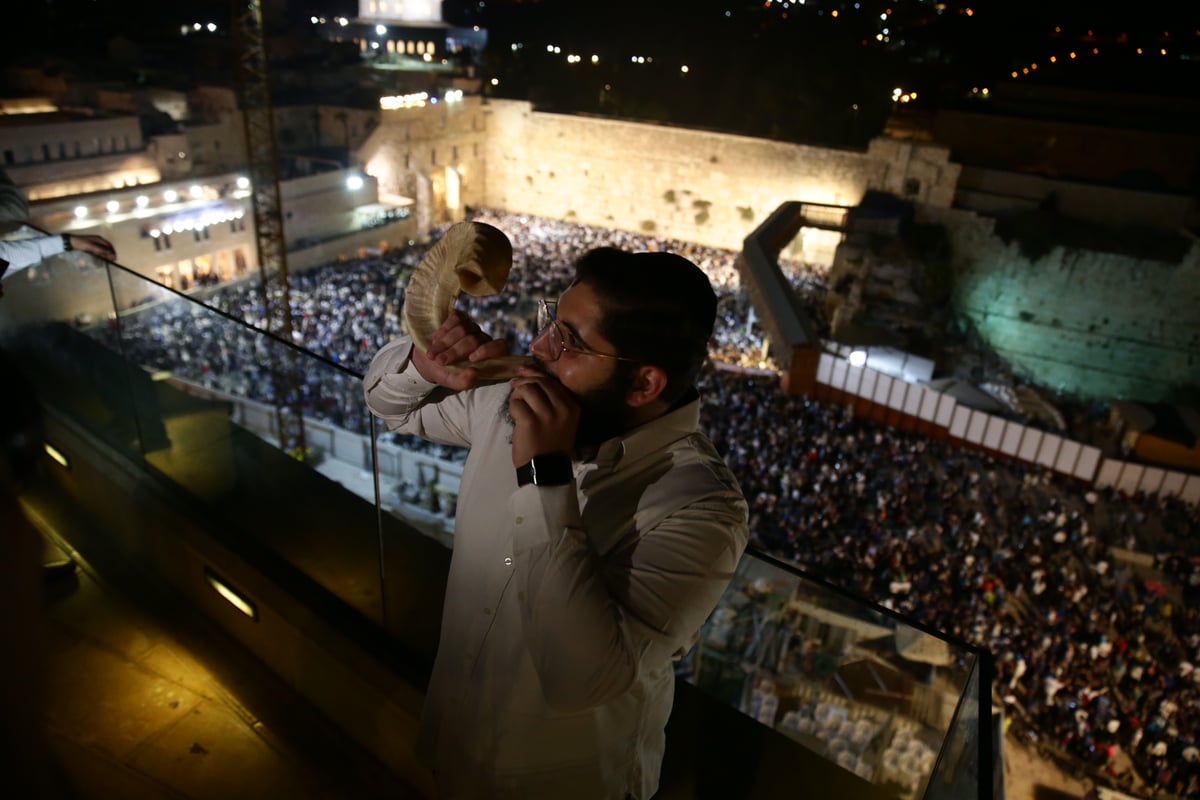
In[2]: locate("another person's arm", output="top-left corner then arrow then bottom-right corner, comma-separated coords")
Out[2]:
0,234 -> 115,275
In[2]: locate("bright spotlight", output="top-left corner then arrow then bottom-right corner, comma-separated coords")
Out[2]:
74,206 -> 88,218
346,175 -> 364,190
849,350 -> 868,367
106,200 -> 120,213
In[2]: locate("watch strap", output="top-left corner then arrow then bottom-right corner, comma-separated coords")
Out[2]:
516,452 -> 573,487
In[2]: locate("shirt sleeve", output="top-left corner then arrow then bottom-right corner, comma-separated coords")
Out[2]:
361,335 -> 477,449
510,474 -> 749,713
0,235 -> 66,275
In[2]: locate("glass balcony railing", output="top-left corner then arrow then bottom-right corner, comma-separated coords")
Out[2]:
0,240 -> 993,798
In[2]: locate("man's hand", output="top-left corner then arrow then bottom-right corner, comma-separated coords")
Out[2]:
68,235 -> 116,262
508,366 -> 580,467
411,309 -> 509,391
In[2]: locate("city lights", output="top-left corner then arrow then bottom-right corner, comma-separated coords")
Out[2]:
74,206 -> 87,218
106,200 -> 120,213
136,195 -> 149,207
236,177 -> 250,189
164,189 -> 178,202
346,175 -> 364,190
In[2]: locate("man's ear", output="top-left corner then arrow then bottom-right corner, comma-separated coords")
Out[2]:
626,364 -> 668,408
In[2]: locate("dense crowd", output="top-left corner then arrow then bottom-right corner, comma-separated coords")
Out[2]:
97,209 -> 1198,797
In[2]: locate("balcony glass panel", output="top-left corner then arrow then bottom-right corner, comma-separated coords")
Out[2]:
1,249 -> 386,627
1,237 -> 991,796
687,551 -> 987,799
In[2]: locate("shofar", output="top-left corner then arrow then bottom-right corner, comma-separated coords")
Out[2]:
402,220 -> 535,379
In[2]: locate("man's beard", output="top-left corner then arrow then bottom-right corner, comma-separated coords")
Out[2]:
498,361 -> 635,454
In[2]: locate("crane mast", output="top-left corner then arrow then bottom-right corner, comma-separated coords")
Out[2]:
232,0 -> 307,459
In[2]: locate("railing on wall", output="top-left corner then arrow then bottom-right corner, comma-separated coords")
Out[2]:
814,350 -> 1200,505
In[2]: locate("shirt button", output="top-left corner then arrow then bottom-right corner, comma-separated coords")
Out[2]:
515,516 -> 524,524
483,607 -> 492,615
504,557 -> 513,566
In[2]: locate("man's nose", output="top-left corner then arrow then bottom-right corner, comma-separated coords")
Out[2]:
529,326 -> 553,361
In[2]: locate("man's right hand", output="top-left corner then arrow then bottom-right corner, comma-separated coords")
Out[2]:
411,309 -> 509,391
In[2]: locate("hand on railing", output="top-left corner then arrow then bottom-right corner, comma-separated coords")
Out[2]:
66,234 -> 116,262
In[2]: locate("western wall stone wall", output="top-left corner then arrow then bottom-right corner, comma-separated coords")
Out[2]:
480,100 -> 958,254
922,207 -> 1200,404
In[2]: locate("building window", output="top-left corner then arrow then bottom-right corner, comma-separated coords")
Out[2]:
42,144 -> 51,160
404,153 -> 411,169
3,150 -> 12,165
431,148 -> 436,165
903,178 -> 921,197
74,141 -> 81,157
58,142 -> 67,158
452,145 -> 459,161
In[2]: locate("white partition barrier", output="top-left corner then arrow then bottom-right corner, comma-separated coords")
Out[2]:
813,352 -> 1196,505
999,420 -> 1023,456
1074,446 -> 1102,481
164,379 -> 466,498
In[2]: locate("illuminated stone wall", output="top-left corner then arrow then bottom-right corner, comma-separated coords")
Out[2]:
924,207 -> 1200,404
358,96 -> 491,232
480,100 -> 959,253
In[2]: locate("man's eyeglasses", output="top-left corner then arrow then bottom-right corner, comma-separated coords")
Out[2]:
535,299 -> 639,363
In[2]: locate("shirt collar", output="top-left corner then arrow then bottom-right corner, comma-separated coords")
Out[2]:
589,389 -> 701,471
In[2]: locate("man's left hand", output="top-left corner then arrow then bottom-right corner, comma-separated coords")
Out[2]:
508,366 -> 580,467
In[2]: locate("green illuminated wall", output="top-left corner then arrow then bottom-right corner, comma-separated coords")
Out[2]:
926,208 -> 1200,405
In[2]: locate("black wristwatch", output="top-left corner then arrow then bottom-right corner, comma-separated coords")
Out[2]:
516,452 -> 573,487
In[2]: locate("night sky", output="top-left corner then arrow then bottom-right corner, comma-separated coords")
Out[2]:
6,0 -> 1197,146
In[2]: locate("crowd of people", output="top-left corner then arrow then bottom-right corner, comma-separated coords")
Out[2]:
93,209 -> 1198,797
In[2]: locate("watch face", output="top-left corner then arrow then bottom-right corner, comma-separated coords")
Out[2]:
530,453 -> 572,486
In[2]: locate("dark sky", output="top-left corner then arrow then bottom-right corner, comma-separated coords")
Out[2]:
7,1 -> 1196,144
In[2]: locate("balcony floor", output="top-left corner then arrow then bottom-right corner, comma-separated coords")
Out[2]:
20,495 -> 423,800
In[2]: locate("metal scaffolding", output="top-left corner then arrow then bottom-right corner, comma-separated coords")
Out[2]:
232,0 -> 307,458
